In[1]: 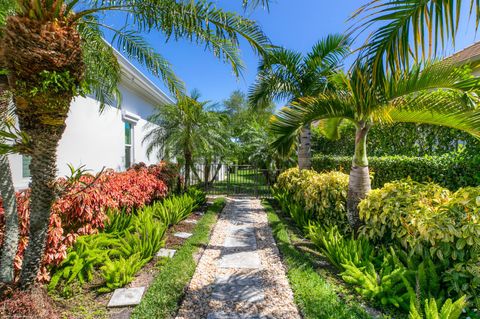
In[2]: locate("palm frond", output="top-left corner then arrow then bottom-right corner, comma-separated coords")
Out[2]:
352,0 -> 477,82
78,18 -> 121,110
385,90 -> 480,138
306,33 -> 352,72
270,93 -> 356,155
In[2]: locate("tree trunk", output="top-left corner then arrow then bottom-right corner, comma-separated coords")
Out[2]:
184,151 -> 192,190
0,91 -> 19,283
298,124 -> 311,170
0,155 -> 19,283
346,124 -> 371,231
19,125 -> 63,288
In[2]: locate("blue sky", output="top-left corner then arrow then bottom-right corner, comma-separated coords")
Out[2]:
106,1 -> 479,105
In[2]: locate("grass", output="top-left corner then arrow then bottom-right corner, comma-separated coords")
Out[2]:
205,168 -> 272,196
262,199 -> 374,319
131,197 -> 227,319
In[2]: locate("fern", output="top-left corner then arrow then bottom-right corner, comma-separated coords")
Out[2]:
307,224 -> 375,270
409,296 -> 467,319
98,253 -> 148,293
104,208 -> 135,235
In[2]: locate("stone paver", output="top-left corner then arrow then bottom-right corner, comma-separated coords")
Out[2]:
207,312 -> 266,319
184,219 -> 198,224
174,232 -> 193,239
157,248 -> 176,258
176,198 -> 301,319
107,287 -> 145,308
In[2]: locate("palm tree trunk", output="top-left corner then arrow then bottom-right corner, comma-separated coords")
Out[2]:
298,124 -> 311,170
184,151 -> 192,190
0,154 -> 19,284
347,124 -> 371,231
19,125 -> 64,288
0,89 -> 19,284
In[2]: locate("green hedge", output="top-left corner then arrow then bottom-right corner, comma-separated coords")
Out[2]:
311,150 -> 480,190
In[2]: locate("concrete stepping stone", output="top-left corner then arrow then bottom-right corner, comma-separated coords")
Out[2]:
212,273 -> 265,303
174,232 -> 192,239
107,287 -> 145,308
157,248 -> 176,258
224,226 -> 257,248
207,312 -> 266,319
184,219 -> 198,224
218,251 -> 262,269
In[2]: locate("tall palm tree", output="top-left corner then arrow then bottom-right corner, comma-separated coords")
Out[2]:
352,0 -> 480,82
0,0 -> 271,288
249,34 -> 351,169
0,90 -> 19,284
143,90 -> 229,189
270,60 -> 480,230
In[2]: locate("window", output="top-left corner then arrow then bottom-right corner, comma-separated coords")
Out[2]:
124,121 -> 133,169
22,155 -> 31,178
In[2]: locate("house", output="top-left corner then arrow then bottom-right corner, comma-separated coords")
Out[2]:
8,49 -> 173,189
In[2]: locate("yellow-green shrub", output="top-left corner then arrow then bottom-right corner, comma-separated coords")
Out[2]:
359,179 -> 480,305
274,168 -> 350,232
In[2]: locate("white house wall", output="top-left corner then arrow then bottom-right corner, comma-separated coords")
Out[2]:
9,86 -> 163,189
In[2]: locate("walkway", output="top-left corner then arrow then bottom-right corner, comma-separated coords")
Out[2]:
176,198 -> 300,319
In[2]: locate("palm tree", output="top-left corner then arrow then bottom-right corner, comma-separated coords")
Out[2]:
0,89 -> 19,284
0,0 -> 271,288
143,90 -> 229,190
352,0 -> 480,82
249,34 -> 351,169
270,61 -> 480,230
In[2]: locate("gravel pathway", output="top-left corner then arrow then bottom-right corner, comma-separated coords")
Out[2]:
176,198 -> 300,319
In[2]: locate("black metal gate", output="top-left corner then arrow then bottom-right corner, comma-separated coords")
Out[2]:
187,164 -> 280,198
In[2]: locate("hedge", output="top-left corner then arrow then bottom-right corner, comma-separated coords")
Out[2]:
311,150 -> 480,190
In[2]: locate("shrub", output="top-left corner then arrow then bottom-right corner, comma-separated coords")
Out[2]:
359,179 -> 480,306
311,150 -> 480,190
274,168 -> 350,233
98,253 -> 147,293
0,162 -> 172,282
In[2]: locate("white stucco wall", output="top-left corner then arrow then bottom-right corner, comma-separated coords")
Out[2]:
8,85 -> 164,189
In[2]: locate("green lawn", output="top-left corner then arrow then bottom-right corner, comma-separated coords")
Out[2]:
204,168 -> 272,197
262,199 -> 376,319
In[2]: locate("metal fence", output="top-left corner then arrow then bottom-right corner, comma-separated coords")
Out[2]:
186,164 -> 280,198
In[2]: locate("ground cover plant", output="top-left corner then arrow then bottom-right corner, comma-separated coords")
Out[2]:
262,200 -> 373,319
273,168 -> 480,318
131,197 -> 227,318
47,189 -> 205,295
0,162 -> 176,283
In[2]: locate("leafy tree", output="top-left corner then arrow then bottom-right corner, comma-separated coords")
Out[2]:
249,34 -> 351,169
270,61 -> 480,230
0,0 -> 270,288
221,90 -> 273,164
143,90 -> 230,189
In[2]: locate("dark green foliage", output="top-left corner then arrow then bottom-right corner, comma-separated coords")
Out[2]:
312,150 -> 480,190
152,191 -> 202,226
312,122 -> 480,158
186,187 -> 207,208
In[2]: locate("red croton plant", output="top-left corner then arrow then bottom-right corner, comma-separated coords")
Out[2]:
0,161 -> 178,282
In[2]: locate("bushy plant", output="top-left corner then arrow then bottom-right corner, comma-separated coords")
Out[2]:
307,224 -> 375,269
408,297 -> 466,319
153,192 -> 204,226
274,167 -> 350,233
359,179 -> 480,306
98,253 -> 148,293
186,187 -> 207,209
104,208 -> 135,235
0,162 -> 172,281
